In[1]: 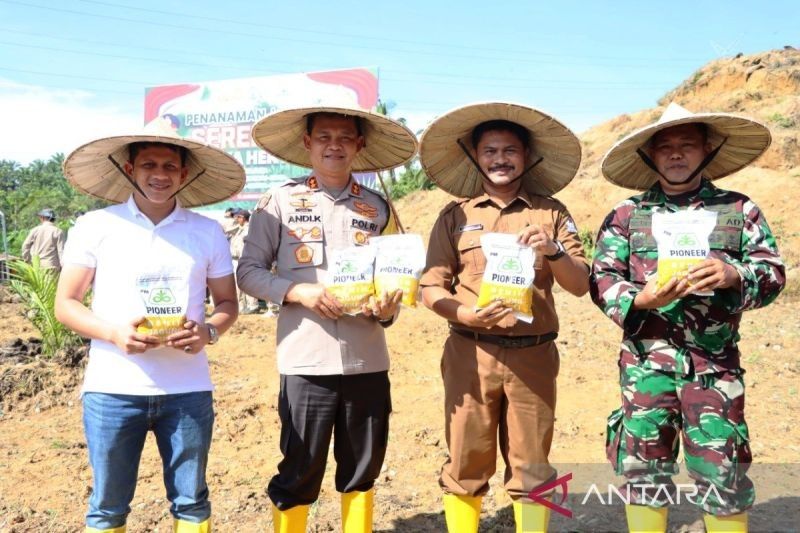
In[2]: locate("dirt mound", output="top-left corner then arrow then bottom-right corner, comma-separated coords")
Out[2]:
0,319 -> 87,414
579,48 -> 800,179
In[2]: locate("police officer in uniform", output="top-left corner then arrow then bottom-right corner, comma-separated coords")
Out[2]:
237,106 -> 417,533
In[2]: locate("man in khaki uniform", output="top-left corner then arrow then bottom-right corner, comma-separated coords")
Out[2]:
221,207 -> 238,241
419,103 -> 589,533
229,209 -> 258,314
22,208 -> 65,271
237,106 -> 417,533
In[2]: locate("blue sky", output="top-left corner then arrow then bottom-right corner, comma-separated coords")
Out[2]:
1,0 -> 797,163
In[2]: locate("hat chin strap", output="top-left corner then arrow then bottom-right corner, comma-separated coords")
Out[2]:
108,155 -> 206,203
636,137 -> 727,186
108,155 -> 148,198
457,139 -> 544,189
169,169 -> 206,201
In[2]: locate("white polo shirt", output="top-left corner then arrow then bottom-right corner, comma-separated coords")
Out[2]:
63,196 -> 233,396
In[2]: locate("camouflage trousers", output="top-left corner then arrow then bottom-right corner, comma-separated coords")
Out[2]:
606,362 -> 753,515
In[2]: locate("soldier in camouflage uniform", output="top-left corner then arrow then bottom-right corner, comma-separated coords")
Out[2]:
590,103 -> 784,533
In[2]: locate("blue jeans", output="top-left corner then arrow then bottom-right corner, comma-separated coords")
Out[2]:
82,391 -> 214,529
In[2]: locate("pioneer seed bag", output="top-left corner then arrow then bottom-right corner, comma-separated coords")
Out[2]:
652,208 -> 717,291
326,246 -> 376,315
371,234 -> 426,307
475,232 -> 535,323
136,271 -> 188,342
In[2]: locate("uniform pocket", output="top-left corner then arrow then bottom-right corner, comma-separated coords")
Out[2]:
606,407 -> 625,472
730,422 -> 752,485
456,231 -> 486,274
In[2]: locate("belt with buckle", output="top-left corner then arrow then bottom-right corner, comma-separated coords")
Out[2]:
450,326 -> 557,349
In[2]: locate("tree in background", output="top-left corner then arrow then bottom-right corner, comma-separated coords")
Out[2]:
374,100 -> 435,199
0,154 -> 108,256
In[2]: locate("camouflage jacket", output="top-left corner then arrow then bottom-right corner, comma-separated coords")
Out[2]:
590,179 -> 785,375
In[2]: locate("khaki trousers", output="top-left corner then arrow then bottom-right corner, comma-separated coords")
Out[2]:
440,332 -> 559,500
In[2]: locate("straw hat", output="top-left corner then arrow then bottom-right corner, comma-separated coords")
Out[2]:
602,103 -> 772,190
63,134 -> 246,207
419,102 -> 582,198
251,106 -> 417,172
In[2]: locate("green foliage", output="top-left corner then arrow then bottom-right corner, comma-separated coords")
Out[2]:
389,164 -> 435,200
768,112 -> 796,128
7,257 -> 84,356
579,228 -> 596,259
0,154 -> 108,256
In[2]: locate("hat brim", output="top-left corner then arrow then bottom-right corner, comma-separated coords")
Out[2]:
602,112 -> 772,190
419,102 -> 582,198
251,106 -> 418,172
63,135 -> 246,207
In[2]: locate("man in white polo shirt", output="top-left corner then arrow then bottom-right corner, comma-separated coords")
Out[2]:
56,133 -> 245,533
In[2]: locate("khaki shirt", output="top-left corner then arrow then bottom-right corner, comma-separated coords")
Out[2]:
420,190 -> 586,336
222,217 -> 238,240
21,221 -> 65,270
237,176 -> 396,376
229,222 -> 248,259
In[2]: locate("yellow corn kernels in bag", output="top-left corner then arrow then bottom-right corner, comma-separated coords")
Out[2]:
136,271 -> 188,342
475,233 -> 535,323
371,234 -> 426,307
326,246 -> 376,315
652,208 -> 717,292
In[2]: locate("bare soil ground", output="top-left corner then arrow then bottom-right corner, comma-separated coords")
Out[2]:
1,167 -> 799,532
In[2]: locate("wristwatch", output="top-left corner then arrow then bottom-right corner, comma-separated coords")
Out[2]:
545,240 -> 566,261
206,324 -> 219,345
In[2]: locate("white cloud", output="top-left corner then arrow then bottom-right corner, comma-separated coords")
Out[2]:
0,79 -> 141,164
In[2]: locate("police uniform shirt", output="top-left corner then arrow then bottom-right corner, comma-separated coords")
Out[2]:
237,176 -> 396,376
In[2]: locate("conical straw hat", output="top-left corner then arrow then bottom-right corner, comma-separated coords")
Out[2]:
251,106 -> 417,172
63,133 -> 246,207
602,102 -> 771,190
419,102 -> 582,198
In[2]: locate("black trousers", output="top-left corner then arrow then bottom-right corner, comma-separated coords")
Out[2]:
268,371 -> 392,510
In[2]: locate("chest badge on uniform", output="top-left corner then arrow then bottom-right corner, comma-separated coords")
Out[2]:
353,200 -> 379,219
295,244 -> 314,263
353,231 -> 369,245
290,198 -> 317,211
288,226 -> 322,241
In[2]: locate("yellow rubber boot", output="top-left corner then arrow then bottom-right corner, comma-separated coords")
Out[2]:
173,518 -> 211,532
703,513 -> 748,532
625,504 -> 668,533
272,503 -> 309,533
341,489 -> 374,533
513,501 -> 551,532
85,527 -> 126,533
443,494 -> 482,533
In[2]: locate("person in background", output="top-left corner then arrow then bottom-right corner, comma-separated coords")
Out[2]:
22,207 -> 65,271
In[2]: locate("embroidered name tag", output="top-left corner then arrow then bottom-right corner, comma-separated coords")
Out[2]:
458,223 -> 484,232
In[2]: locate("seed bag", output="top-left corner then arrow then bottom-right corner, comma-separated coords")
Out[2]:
371,234 -> 426,307
326,246 -> 376,315
475,233 -> 535,323
136,271 -> 188,342
652,208 -> 717,292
